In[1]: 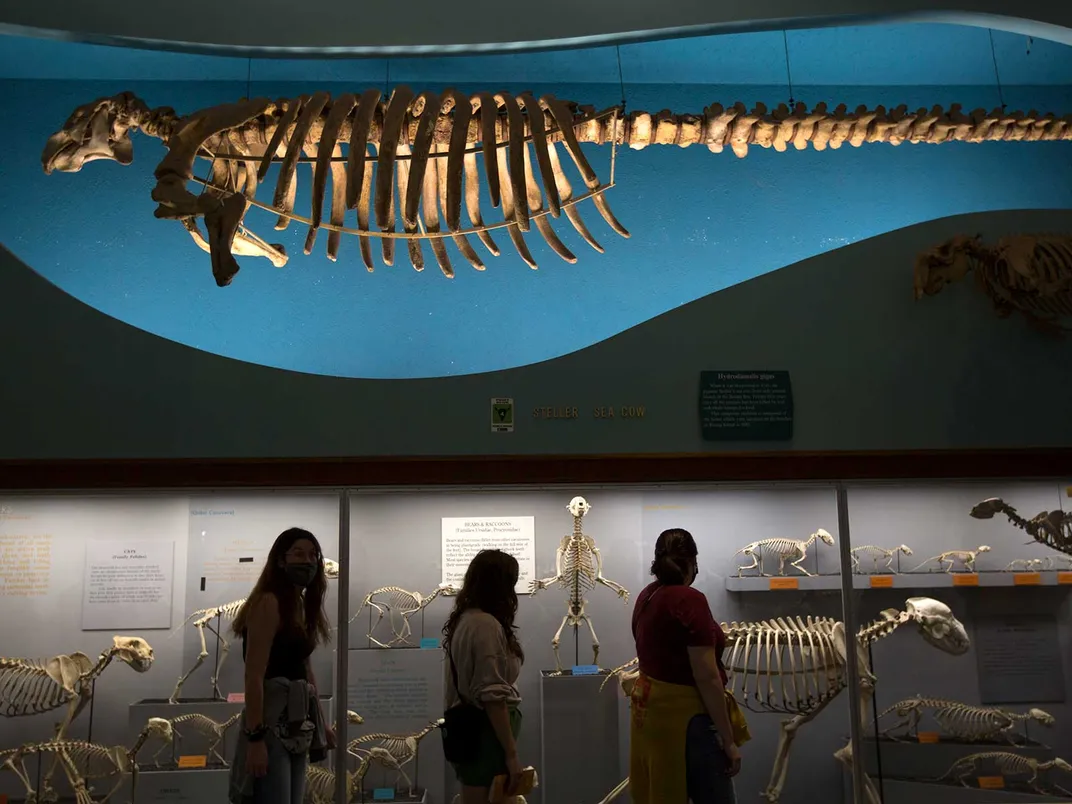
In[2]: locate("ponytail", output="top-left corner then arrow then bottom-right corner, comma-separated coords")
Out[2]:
650,528 -> 698,585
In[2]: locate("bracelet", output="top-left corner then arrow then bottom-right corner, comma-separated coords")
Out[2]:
244,725 -> 268,743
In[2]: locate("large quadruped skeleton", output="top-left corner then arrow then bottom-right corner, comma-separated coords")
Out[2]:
850,544 -> 914,574
345,719 -> 443,796
0,718 -> 171,804
734,529 -> 835,577
934,752 -> 1072,794
915,234 -> 1072,334
348,583 -> 457,647
908,546 -> 991,573
602,597 -> 970,804
170,558 -> 339,702
42,92 -> 1072,287
0,636 -> 154,739
972,497 -> 1072,556
876,696 -> 1055,744
529,496 -> 629,673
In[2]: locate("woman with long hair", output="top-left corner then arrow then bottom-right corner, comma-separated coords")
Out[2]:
441,549 -> 526,803
629,528 -> 742,804
229,527 -> 334,804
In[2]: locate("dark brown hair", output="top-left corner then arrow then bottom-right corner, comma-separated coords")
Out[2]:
650,528 -> 698,585
442,549 -> 524,661
232,527 -> 332,645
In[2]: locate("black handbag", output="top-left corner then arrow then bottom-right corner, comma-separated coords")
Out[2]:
440,645 -> 486,764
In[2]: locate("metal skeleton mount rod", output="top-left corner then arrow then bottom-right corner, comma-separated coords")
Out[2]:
42,90 -> 1072,287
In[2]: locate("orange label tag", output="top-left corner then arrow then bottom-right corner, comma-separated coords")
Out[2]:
953,574 -> 979,586
1014,572 -> 1041,585
226,692 -> 245,703
869,575 -> 894,588
769,577 -> 799,590
916,731 -> 939,744
977,776 -> 1005,789
1059,572 -> 1072,585
178,755 -> 207,769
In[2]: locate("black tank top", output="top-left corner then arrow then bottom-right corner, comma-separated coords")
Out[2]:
242,624 -> 314,681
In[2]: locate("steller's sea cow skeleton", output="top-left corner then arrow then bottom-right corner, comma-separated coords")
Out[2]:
42,91 -> 1072,287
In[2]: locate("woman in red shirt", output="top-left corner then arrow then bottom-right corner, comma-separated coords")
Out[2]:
629,528 -> 741,804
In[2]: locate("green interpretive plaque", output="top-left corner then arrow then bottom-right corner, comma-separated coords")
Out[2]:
699,371 -> 793,441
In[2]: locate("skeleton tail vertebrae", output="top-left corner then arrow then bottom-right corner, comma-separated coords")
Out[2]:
43,92 -> 1072,288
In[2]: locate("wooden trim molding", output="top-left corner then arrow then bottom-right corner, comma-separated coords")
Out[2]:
0,449 -> 1068,490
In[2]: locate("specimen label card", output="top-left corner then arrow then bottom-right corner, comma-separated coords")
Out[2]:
699,371 -> 793,441
976,615 -> 1065,704
441,517 -> 535,594
81,540 -> 175,630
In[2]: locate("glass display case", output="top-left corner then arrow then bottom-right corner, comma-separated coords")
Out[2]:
0,478 -> 1067,804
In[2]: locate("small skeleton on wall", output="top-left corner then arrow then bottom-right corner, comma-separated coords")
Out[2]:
849,544 -> 913,574
348,584 -> 457,648
529,496 -> 629,673
733,529 -> 835,577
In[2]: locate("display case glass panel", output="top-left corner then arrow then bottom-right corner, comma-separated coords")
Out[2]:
846,480 -> 1072,804
0,491 -> 340,804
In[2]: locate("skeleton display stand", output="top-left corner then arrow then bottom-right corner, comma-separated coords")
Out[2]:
530,496 -> 626,804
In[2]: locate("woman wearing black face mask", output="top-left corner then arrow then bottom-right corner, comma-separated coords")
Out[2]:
230,528 -> 334,804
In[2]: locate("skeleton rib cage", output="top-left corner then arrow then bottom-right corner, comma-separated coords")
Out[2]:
724,616 -> 848,715
0,657 -> 82,717
166,89 -> 626,286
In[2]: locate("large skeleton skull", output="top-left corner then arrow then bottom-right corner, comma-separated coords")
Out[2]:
42,95 -> 139,174
913,234 -> 978,300
146,717 -> 175,743
112,635 -> 155,671
970,498 -> 1004,519
568,496 -> 591,519
904,597 -> 970,655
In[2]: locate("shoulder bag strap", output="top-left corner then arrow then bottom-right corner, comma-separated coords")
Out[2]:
445,643 -> 470,706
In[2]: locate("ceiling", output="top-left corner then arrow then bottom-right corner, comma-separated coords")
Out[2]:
1,23 -> 1071,86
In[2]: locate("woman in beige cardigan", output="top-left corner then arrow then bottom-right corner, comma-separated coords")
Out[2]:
442,550 -> 527,803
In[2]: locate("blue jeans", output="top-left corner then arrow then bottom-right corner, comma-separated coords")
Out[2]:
686,714 -> 738,804
252,733 -> 308,804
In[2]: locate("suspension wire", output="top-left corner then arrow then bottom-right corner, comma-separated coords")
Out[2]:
245,57 -> 252,101
988,29 -> 1006,111
615,45 -> 627,111
782,30 -> 795,106
384,59 -> 391,96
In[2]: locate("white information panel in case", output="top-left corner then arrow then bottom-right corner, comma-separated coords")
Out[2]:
441,517 -> 535,594
82,540 -> 175,630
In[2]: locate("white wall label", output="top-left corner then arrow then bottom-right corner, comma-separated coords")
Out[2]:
441,517 -> 535,593
82,540 -> 175,630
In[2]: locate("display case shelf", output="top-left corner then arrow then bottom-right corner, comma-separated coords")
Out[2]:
726,571 -> 1072,592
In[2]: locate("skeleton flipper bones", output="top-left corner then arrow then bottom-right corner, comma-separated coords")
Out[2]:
44,93 -> 1072,286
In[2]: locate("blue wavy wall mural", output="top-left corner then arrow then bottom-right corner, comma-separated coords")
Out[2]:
1,24 -> 1071,379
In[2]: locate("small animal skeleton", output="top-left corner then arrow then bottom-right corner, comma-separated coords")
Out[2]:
933,751 -> 1072,793
876,696 -> 1055,744
849,544 -> 913,574
0,718 -> 170,804
345,718 -> 443,797
142,712 -> 241,766
347,583 -> 457,647
603,596 -> 971,804
43,91 -> 1072,286
972,497 -> 1072,556
0,636 -> 154,741
908,545 -> 991,573
305,754 -> 372,804
915,234 -> 1072,335
1003,558 -> 1048,572
734,528 -> 835,577
170,558 -> 339,702
529,496 -> 629,673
